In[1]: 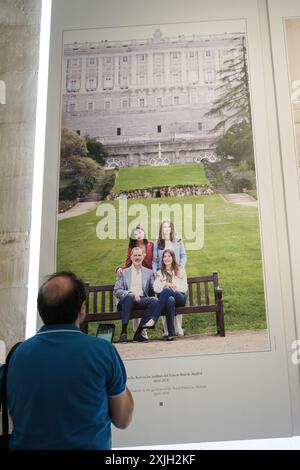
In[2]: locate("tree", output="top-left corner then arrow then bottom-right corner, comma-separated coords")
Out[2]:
59,155 -> 105,200
60,126 -> 88,159
215,121 -> 254,168
59,125 -> 104,201
204,34 -> 254,168
85,135 -> 108,166
205,35 -> 251,130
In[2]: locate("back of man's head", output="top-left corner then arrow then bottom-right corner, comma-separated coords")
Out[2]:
37,271 -> 86,324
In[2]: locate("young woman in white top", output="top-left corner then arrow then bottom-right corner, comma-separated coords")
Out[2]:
145,249 -> 188,340
152,220 -> 187,336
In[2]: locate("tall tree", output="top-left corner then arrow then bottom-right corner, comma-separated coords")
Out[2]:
205,35 -> 252,132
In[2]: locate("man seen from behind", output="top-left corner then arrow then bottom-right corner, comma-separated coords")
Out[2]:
6,271 -> 134,450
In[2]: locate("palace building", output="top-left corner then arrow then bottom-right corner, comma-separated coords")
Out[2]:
62,29 -> 244,167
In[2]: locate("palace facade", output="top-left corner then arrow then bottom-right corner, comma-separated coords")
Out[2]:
62,29 -> 244,167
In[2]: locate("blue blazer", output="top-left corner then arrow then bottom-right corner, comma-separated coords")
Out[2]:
114,266 -> 155,303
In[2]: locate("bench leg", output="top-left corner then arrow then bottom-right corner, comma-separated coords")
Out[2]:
217,303 -> 225,337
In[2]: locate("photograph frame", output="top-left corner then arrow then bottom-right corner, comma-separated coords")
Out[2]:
267,0 -> 300,434
38,0 -> 299,447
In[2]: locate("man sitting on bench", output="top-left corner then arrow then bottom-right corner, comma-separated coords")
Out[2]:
114,247 -> 158,343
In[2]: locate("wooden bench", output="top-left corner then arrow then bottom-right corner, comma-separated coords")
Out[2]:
81,272 -> 225,336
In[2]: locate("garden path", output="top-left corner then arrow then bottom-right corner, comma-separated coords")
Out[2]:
115,329 -> 269,360
219,192 -> 258,207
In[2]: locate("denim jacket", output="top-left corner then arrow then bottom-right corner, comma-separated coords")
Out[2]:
152,236 -> 187,272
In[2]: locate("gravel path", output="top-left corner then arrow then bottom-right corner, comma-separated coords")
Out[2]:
115,329 -> 269,360
58,201 -> 99,220
219,192 -> 258,207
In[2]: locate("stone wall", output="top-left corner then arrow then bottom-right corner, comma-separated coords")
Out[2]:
0,0 -> 41,356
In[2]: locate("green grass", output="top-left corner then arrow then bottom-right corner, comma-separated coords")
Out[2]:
113,163 -> 210,192
57,193 -> 266,338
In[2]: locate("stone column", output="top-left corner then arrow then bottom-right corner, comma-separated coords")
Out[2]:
198,49 -> 204,85
148,52 -> 154,86
113,55 -> 119,90
131,53 -> 137,86
80,55 -> 86,92
181,50 -> 187,83
0,0 -> 42,356
164,51 -> 170,85
97,56 -> 102,91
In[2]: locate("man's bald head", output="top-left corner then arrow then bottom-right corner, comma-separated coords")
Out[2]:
37,272 -> 86,324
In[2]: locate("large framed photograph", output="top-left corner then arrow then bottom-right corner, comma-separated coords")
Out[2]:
39,0 -> 299,446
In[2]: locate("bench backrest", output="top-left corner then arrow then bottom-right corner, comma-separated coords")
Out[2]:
85,272 -> 219,315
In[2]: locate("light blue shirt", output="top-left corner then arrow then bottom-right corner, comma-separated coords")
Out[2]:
7,323 -> 126,450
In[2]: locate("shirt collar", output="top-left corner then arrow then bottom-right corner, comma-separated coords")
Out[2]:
38,323 -> 81,334
131,264 -> 142,273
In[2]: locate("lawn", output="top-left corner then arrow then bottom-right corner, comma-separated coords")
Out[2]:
113,163 -> 210,192
57,193 -> 267,338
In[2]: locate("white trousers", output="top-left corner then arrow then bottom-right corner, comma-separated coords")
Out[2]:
161,314 -> 184,336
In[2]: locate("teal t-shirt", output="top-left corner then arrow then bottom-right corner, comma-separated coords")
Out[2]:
7,324 -> 126,450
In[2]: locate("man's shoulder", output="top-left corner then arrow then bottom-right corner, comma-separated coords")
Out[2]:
122,266 -> 131,272
114,267 -> 130,285
121,267 -> 131,276
141,266 -> 154,276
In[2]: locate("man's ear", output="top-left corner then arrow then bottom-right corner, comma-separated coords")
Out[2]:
79,300 -> 87,323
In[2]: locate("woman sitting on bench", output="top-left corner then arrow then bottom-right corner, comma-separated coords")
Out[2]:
145,249 -> 188,340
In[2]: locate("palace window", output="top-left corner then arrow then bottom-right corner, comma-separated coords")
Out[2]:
69,103 -> 76,112
105,101 -> 111,110
173,96 -> 180,105
137,74 -> 146,85
171,52 -> 179,59
117,128 -> 121,136
122,99 -> 128,108
122,56 -> 128,62
105,57 -> 112,64
87,78 -> 96,91
87,101 -> 94,111
172,72 -> 180,83
70,79 -> 79,92
139,98 -> 145,107
154,73 -> 163,84
198,122 -> 203,131
120,75 -> 129,88
205,70 -> 214,83
103,76 -> 113,89
156,97 -> 162,106
157,125 -> 162,133
205,50 -> 211,57
89,57 -> 95,65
